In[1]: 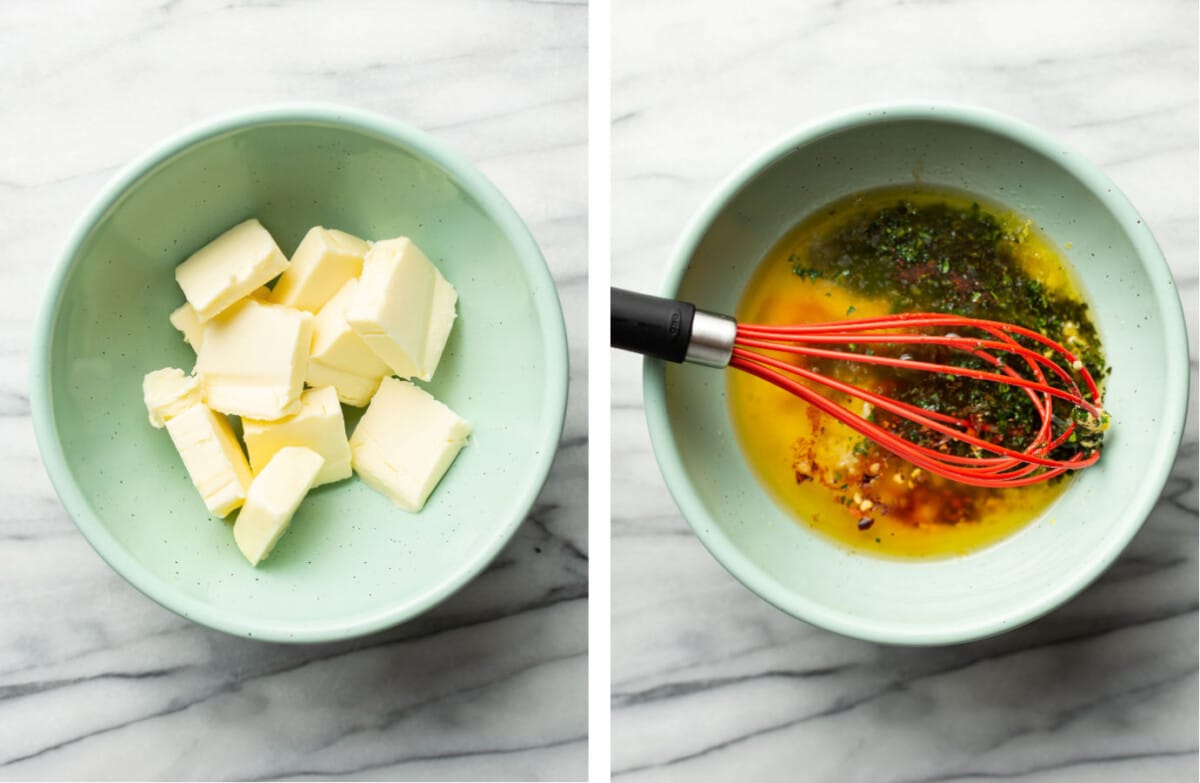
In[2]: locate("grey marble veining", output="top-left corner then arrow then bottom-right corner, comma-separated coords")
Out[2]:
0,0 -> 586,780
612,0 -> 1197,781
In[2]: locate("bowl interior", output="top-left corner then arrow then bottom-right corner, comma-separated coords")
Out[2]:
39,114 -> 565,641
649,109 -> 1188,644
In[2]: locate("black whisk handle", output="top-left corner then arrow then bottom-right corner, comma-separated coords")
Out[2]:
611,288 -> 696,363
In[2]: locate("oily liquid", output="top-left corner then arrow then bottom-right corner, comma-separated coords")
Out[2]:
727,186 -> 1088,559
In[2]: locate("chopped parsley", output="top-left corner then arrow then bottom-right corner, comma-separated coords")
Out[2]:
792,199 -> 1107,462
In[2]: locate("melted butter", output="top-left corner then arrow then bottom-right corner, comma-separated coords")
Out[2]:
727,186 -> 1087,559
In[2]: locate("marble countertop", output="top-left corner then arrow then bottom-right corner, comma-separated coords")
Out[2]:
612,0 -> 1197,781
0,1 -> 586,780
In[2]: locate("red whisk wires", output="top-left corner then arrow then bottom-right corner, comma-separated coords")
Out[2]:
731,312 -> 1105,488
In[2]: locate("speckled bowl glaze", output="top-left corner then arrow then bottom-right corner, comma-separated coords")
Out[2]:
644,103 -> 1189,645
32,105 -> 568,642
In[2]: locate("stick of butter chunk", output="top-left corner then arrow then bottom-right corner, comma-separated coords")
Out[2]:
269,227 -> 370,313
195,299 -> 313,420
169,303 -> 206,351
143,367 -> 202,428
422,273 -> 459,382
242,386 -> 352,488
170,287 -> 273,353
350,378 -> 471,512
307,278 -> 391,407
164,403 -> 254,517
175,219 -> 289,322
346,238 -> 457,382
233,446 -> 324,566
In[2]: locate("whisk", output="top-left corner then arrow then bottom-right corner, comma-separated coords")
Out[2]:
611,288 -> 1105,488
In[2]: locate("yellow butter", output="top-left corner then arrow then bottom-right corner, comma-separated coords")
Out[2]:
169,287 -> 270,352
195,299 -> 313,420
175,219 -> 289,322
422,274 -> 458,380
307,278 -> 391,407
242,386 -> 352,487
350,378 -> 470,512
143,367 -> 202,428
168,303 -> 206,351
346,237 -> 457,381
233,446 -> 324,566
269,227 -> 370,313
164,402 -> 253,517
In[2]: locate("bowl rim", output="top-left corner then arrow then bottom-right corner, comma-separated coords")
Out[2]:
642,101 -> 1190,646
31,102 -> 570,643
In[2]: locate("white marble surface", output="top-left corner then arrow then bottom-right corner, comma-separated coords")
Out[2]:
0,1 -> 586,780
612,1 -> 1197,781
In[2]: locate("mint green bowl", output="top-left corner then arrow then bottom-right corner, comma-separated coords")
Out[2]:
645,104 -> 1189,645
32,105 -> 568,642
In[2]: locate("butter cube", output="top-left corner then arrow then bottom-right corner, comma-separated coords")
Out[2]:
269,227 -> 370,313
422,274 -> 459,380
169,303 -> 206,351
143,367 -> 202,428
164,403 -> 254,517
195,299 -> 313,420
169,287 -> 272,353
233,446 -> 324,566
175,219 -> 288,322
242,386 -> 352,487
346,238 -> 457,381
307,279 -> 391,406
350,378 -> 471,511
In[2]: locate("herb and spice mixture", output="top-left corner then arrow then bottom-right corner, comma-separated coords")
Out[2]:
728,185 -> 1108,558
